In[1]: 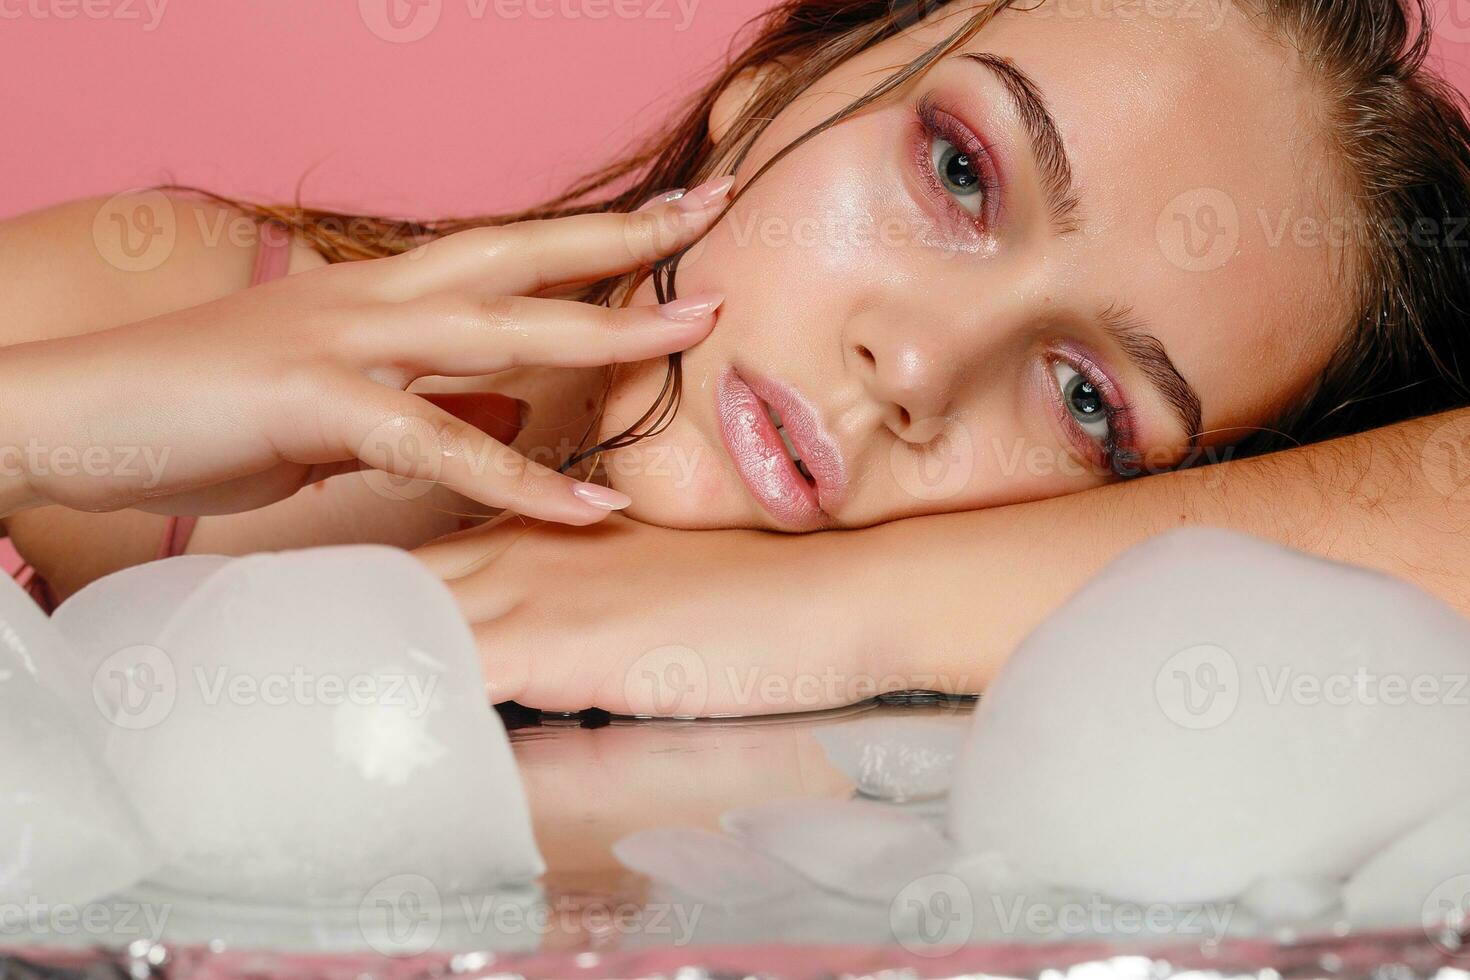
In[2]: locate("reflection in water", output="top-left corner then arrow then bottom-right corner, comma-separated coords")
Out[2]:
515,698 -> 975,951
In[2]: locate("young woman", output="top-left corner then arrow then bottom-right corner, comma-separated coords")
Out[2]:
4,0 -> 1470,710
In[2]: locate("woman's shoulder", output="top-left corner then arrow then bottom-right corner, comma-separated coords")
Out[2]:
0,190 -> 326,347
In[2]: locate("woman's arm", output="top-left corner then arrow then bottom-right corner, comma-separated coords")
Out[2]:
869,408 -> 1470,692
424,408 -> 1470,714
0,188 -> 729,601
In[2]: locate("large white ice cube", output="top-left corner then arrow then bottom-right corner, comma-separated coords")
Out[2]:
71,545 -> 542,908
0,574 -> 156,910
1343,794 -> 1470,931
948,528 -> 1470,905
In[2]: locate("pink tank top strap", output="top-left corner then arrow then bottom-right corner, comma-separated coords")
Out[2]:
251,218 -> 294,286
155,219 -> 294,561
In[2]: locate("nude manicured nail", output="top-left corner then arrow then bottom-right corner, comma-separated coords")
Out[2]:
635,188 -> 687,213
677,175 -> 736,212
659,293 -> 725,321
571,482 -> 632,511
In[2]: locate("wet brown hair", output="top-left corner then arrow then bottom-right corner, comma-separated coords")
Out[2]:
166,0 -> 1470,471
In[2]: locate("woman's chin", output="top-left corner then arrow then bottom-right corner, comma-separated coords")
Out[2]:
612,474 -> 758,531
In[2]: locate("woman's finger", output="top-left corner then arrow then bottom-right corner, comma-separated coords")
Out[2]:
354,292 -> 723,377
338,384 -> 630,525
379,174 -> 735,299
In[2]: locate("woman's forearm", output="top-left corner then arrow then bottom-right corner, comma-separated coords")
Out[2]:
861,409 -> 1470,689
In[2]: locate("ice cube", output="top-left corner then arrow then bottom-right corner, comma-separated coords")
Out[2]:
53,555 -> 233,740
1237,874 -> 1341,926
0,574 -> 156,910
949,528 -> 1470,905
92,545 -> 542,908
612,828 -> 809,908
815,715 -> 970,801
721,798 -> 954,903
1343,794 -> 1470,931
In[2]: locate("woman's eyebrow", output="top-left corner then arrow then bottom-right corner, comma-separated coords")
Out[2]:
959,52 -> 1082,234
1101,301 -> 1205,445
957,53 -> 1203,443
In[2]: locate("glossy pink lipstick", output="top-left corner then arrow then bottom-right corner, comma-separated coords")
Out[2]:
715,367 -> 848,530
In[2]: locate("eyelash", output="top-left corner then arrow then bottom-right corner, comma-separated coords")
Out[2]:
1047,349 -> 1141,477
914,92 -> 1002,232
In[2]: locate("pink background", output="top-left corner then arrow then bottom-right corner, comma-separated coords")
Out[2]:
3,0 -> 1468,222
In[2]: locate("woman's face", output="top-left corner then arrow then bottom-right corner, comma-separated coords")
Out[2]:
598,0 -> 1352,531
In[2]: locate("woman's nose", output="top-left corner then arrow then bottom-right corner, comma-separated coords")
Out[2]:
846,333 -> 956,443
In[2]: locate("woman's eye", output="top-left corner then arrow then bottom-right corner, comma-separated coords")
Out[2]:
930,136 -> 985,216
1051,361 -> 1111,442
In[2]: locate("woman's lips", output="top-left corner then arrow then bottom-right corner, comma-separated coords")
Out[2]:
714,367 -> 848,530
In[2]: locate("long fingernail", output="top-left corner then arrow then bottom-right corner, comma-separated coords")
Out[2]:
513,398 -> 532,428
659,292 -> 725,321
677,175 -> 736,212
572,482 -> 632,511
635,188 -> 687,213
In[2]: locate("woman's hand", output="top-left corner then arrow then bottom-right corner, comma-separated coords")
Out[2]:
0,177 -> 732,524
415,514 -> 928,717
